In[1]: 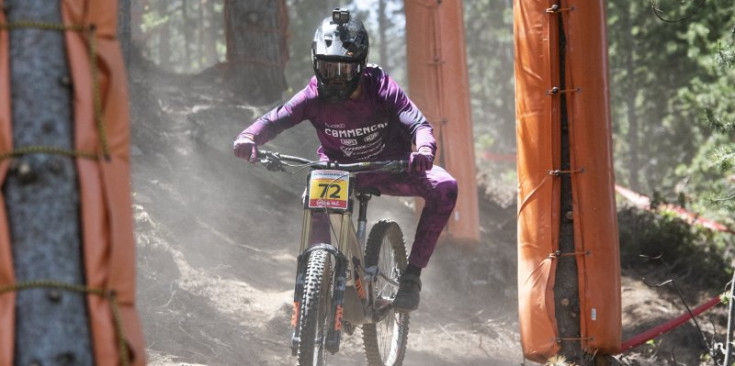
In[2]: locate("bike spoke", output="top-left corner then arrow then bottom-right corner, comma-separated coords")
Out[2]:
363,221 -> 411,365
377,271 -> 400,288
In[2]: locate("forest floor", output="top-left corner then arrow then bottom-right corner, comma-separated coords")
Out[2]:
127,62 -> 731,366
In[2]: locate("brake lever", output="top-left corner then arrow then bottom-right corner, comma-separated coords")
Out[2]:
384,161 -> 408,174
260,155 -> 285,172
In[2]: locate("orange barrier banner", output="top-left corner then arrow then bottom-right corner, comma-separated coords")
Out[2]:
514,0 -> 621,362
616,185 -> 735,234
405,0 -> 480,243
0,1 -> 145,364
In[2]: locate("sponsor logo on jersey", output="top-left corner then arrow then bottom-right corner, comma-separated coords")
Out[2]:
341,139 -> 358,146
364,132 -> 379,142
340,140 -> 385,158
324,122 -> 388,139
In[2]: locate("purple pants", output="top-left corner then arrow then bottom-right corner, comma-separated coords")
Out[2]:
309,166 -> 458,268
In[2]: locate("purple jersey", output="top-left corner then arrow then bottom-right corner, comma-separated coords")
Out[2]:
242,66 -> 436,163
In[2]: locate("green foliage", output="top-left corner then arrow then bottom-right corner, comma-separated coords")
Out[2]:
463,0 -> 515,159
127,0 -> 735,229
607,1 -> 735,198
283,0 -> 407,91
284,0 -> 337,90
617,205 -> 732,290
462,0 -> 517,202
135,0 -> 225,73
140,12 -> 169,33
672,25 -> 735,217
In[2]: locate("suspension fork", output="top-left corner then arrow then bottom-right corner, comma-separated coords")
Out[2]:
290,243 -> 348,355
326,252 -> 347,353
354,192 -> 378,311
290,247 -> 309,355
326,210 -> 359,354
290,209 -> 313,355
355,192 -> 372,246
293,194 -> 371,353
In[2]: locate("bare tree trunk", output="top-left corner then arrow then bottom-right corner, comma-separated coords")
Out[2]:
182,1 -> 192,69
555,8 -> 621,366
201,0 -> 219,66
555,10 -> 583,364
3,0 -> 93,364
378,0 -> 388,68
198,0 -> 205,66
118,0 -> 131,66
621,5 -> 640,191
223,0 -> 289,103
158,0 -> 171,66
131,0 -> 147,47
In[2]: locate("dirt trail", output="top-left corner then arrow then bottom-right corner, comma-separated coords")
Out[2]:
128,64 -> 730,366
129,76 -> 525,366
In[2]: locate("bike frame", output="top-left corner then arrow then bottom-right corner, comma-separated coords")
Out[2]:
292,174 -> 385,355
255,151 -> 405,357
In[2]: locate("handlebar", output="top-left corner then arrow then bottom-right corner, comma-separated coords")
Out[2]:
256,149 -> 408,174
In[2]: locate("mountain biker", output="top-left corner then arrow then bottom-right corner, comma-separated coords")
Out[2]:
233,8 -> 457,313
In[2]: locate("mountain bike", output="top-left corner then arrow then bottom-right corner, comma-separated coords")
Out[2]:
255,149 -> 410,366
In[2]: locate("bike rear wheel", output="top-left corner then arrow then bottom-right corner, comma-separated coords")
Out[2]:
362,220 -> 410,366
298,249 -> 333,366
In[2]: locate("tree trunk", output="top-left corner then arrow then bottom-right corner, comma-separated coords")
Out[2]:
118,0 -> 131,66
3,0 -> 93,364
223,0 -> 289,104
378,0 -> 388,68
202,0 -> 218,65
556,7 -> 621,366
621,5 -> 640,191
198,0 -> 206,66
555,9 -> 583,364
182,1 -> 192,69
158,0 -> 171,66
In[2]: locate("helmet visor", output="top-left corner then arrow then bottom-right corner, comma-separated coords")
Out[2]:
315,60 -> 362,83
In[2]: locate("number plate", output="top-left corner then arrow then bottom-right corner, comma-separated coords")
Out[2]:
308,170 -> 350,210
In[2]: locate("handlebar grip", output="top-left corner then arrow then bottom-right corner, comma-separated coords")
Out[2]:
257,149 -> 314,165
255,149 -> 409,173
256,149 -> 273,160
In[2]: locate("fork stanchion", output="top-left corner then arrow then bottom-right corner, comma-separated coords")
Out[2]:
326,255 -> 348,353
290,252 -> 309,356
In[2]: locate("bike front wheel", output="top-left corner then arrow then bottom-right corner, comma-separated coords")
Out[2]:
362,220 -> 410,366
298,249 -> 333,366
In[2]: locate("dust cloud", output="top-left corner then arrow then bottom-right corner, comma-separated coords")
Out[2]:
127,1 -> 523,365
127,71 -> 523,365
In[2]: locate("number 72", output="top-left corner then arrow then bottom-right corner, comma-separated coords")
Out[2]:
318,183 -> 342,199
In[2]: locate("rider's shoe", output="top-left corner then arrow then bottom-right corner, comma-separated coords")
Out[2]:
342,320 -> 355,336
392,273 -> 421,313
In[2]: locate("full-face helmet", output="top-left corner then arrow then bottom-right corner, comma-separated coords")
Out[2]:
311,9 -> 369,101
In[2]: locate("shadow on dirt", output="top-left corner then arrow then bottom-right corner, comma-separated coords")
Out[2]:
128,62 -> 525,366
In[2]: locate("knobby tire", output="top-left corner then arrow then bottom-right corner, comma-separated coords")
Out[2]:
362,220 -> 410,366
298,249 -> 333,366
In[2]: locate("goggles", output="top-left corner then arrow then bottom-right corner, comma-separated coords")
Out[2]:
315,60 -> 362,82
